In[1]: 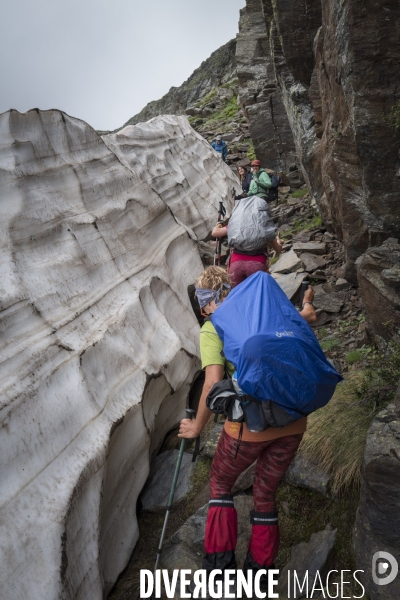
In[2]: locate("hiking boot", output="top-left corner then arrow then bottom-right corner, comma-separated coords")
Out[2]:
242,551 -> 275,595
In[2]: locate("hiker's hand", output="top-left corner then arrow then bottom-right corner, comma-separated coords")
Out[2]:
302,286 -> 314,305
178,418 -> 201,439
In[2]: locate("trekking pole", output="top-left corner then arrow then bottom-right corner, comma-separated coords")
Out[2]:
153,408 -> 196,574
213,200 -> 226,266
299,278 -> 310,308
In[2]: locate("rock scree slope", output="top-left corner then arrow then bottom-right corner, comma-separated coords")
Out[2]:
0,109 -> 237,600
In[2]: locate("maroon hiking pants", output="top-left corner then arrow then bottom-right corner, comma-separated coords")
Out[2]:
229,260 -> 267,288
203,428 -> 303,571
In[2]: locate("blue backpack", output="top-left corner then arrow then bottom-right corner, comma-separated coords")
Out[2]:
211,272 -> 342,420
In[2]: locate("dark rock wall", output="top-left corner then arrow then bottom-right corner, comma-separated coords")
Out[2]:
353,403 -> 400,599
236,0 -> 297,171
238,0 -> 400,283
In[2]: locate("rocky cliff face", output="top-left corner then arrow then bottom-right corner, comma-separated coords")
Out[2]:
237,0 -> 400,283
122,40 -> 237,128
0,109 -> 237,600
353,402 -> 400,599
236,0 -> 297,173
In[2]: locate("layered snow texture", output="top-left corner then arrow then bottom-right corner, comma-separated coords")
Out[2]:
0,110 -> 237,600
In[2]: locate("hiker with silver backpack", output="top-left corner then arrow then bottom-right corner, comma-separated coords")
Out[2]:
212,194 -> 283,287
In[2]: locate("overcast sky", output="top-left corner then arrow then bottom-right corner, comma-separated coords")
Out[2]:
0,0 -> 245,131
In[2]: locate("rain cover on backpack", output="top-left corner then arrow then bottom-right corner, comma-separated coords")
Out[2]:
211,271 -> 343,419
228,195 -> 277,253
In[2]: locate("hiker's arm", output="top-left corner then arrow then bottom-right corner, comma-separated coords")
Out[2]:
212,224 -> 228,238
178,364 -> 224,439
299,287 -> 317,324
255,172 -> 272,190
269,236 -> 283,256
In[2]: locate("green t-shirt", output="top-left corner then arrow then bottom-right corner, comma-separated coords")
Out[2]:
199,320 -> 235,377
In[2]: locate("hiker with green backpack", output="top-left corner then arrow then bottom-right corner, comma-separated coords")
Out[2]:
248,159 -> 272,200
178,266 -> 339,594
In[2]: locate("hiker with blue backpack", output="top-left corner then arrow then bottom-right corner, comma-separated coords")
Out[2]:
212,135 -> 228,162
179,266 -> 342,592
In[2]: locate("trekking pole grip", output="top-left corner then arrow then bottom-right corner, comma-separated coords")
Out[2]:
299,278 -> 310,308
186,408 -> 196,420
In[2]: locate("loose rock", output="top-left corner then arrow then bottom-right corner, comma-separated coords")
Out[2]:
293,242 -> 328,255
272,272 -> 307,300
300,253 -> 327,273
271,249 -> 303,274
313,290 -> 344,313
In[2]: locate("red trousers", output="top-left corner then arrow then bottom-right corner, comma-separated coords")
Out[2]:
229,260 -> 267,288
204,429 -> 302,568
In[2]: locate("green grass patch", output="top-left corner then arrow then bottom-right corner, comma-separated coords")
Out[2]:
291,188 -> 309,198
300,371 -> 383,494
224,97 -> 240,119
247,139 -> 256,161
345,350 -> 362,364
320,337 -> 340,351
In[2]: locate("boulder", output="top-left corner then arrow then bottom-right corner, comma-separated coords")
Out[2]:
356,238 -> 400,342
140,450 -> 194,511
0,110 -> 237,600
279,526 -> 337,599
271,249 -> 303,274
160,495 -> 254,571
353,403 -> 400,599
